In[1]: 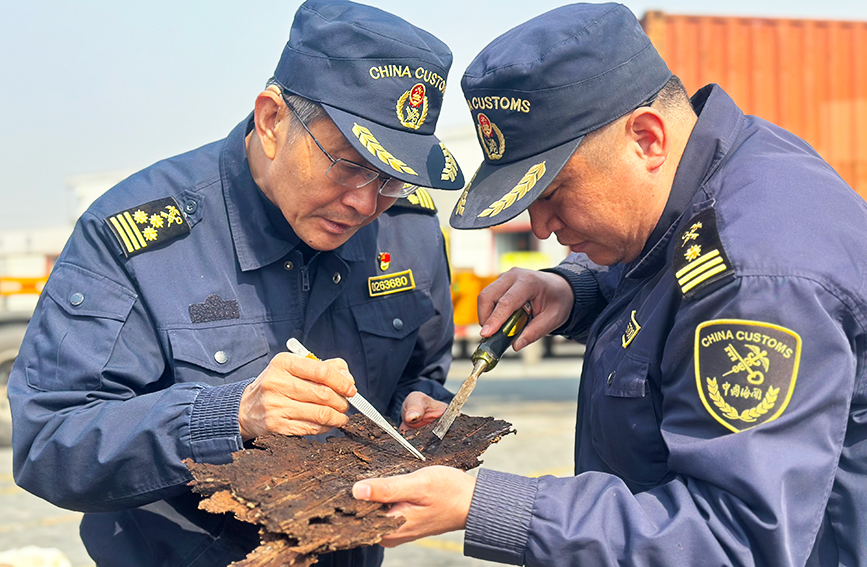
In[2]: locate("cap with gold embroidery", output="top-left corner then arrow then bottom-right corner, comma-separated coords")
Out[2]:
274,0 -> 464,191
105,197 -> 190,258
450,3 -> 671,229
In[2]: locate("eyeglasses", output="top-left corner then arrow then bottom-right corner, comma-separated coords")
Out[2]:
281,92 -> 418,198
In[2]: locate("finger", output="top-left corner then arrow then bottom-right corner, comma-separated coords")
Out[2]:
269,376 -> 351,413
476,270 -> 520,330
324,357 -> 355,384
478,269 -> 535,336
400,394 -> 447,431
273,400 -> 350,432
276,353 -> 358,397
353,473 -> 418,504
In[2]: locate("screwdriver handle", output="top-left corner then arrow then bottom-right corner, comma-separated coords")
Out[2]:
472,302 -> 532,372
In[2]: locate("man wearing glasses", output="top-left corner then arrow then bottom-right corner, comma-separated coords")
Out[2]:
8,1 -> 463,566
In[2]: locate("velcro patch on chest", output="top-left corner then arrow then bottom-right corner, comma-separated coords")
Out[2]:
673,208 -> 734,299
105,197 -> 190,258
368,269 -> 415,297
695,319 -> 802,433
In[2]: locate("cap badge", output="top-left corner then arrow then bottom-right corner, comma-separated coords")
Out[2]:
477,113 -> 505,160
351,123 -> 418,176
478,161 -> 546,218
396,83 -> 429,130
378,252 -> 391,271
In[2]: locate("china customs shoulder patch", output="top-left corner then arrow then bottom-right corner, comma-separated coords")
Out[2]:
673,208 -> 734,299
695,319 -> 802,433
105,197 -> 190,258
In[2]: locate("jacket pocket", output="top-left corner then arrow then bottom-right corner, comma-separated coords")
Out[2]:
350,290 -> 435,409
26,263 -> 136,391
168,324 -> 269,385
589,352 -> 669,488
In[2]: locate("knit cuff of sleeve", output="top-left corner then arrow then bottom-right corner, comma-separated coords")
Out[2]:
464,468 -> 539,565
542,266 -> 603,339
189,378 -> 254,465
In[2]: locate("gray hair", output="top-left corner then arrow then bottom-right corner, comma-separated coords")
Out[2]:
265,78 -> 329,143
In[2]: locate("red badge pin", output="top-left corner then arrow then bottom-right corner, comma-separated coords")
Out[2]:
379,252 -> 391,271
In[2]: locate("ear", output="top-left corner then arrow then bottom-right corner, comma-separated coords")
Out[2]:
253,87 -> 286,160
625,108 -> 667,172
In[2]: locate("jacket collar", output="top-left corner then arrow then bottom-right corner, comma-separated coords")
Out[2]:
220,115 -> 365,272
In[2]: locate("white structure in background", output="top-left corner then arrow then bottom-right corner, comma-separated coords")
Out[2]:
0,170 -> 133,312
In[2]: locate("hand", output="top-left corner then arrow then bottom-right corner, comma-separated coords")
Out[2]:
352,466 -> 476,546
399,392 -> 447,433
238,354 -> 357,440
477,267 -> 574,351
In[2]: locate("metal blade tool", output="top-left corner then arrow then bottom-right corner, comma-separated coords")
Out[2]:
285,338 -> 425,461
425,302 -> 532,454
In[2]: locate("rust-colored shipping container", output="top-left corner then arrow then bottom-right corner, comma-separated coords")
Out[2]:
642,12 -> 867,200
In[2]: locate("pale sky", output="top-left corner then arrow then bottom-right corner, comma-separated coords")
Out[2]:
3,1 -> 867,229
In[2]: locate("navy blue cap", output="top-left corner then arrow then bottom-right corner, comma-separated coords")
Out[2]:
274,0 -> 464,191
450,3 -> 671,228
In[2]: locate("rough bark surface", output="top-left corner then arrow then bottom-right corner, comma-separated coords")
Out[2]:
185,414 -> 514,567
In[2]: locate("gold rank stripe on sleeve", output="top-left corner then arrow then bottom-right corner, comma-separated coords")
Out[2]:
104,196 -> 191,258
672,208 -> 734,299
675,249 -> 728,294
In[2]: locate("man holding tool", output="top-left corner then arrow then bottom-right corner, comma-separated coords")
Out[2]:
8,1 -> 463,566
353,3 -> 867,565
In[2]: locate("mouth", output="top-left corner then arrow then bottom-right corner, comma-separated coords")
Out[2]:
320,216 -> 367,236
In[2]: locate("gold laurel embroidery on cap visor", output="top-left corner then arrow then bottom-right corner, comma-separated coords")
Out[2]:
675,249 -> 728,294
694,319 -> 802,433
478,162 -> 547,218
396,85 -> 429,130
351,124 -> 418,176
477,120 -> 506,160
454,168 -> 478,217
440,143 -> 458,182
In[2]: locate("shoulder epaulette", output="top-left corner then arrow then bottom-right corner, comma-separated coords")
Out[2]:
388,187 -> 437,215
672,207 -> 735,299
105,196 -> 191,258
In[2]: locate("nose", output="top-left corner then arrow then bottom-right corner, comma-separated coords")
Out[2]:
341,182 -> 380,217
528,202 -> 563,240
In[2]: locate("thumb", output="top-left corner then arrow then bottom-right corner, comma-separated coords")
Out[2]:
353,475 -> 412,504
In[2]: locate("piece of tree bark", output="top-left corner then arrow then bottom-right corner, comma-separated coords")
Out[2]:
185,413 -> 514,566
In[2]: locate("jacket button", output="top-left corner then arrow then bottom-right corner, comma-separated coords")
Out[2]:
333,272 -> 342,284
607,372 -> 615,385
392,318 -> 403,331
184,200 -> 198,214
69,292 -> 84,306
214,351 -> 228,364
283,261 -> 294,271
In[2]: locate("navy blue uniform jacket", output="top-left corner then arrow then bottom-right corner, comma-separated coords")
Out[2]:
464,85 -> 867,566
8,117 -> 454,567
